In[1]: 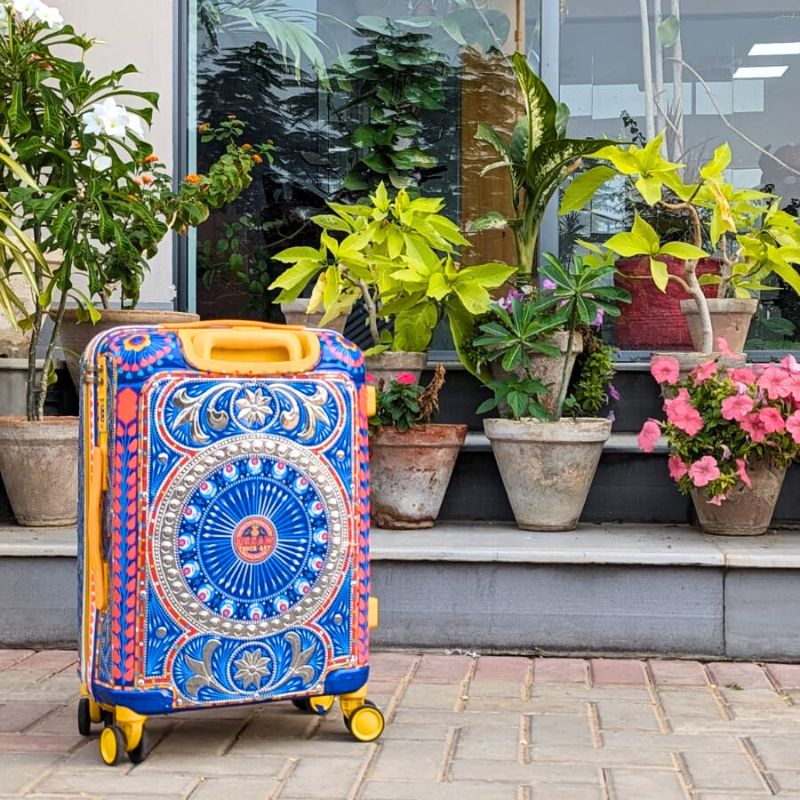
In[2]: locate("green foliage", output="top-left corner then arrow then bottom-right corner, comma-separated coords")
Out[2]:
567,336 -> 617,418
270,182 -> 514,359
333,19 -> 450,194
372,365 -> 447,433
471,52 -> 611,283
476,374 -> 550,422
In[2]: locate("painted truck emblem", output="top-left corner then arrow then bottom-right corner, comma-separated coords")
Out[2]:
232,517 -> 277,564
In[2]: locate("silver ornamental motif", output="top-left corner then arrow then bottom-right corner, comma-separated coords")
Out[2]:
151,434 -> 348,639
233,648 -> 271,689
234,388 -> 271,425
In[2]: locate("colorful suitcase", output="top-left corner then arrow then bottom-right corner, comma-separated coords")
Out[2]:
77,320 -> 383,765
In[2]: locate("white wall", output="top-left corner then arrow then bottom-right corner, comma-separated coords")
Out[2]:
59,0 -> 177,307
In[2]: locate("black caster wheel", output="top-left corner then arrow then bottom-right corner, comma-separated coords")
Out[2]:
127,727 -> 149,764
99,724 -> 126,766
292,697 -> 312,713
78,697 -> 92,737
100,709 -> 114,727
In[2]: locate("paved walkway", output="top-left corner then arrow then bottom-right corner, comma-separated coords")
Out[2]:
2,650 -> 800,799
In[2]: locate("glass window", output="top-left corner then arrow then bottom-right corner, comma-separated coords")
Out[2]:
186,0 -> 541,347
560,1 -> 800,351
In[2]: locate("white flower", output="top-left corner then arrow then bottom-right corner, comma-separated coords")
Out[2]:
12,0 -> 44,21
125,112 -> 143,137
35,4 -> 62,29
82,151 -> 112,172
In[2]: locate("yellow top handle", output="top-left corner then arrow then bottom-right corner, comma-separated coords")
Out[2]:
171,322 -> 321,375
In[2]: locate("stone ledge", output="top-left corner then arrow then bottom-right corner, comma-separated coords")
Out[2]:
463,431 -> 667,453
2,522 -> 799,569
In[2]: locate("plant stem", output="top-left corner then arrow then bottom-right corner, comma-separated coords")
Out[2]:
26,226 -> 43,421
638,0 -> 656,141
357,278 -> 380,346
668,0 -> 686,162
554,307 -> 578,420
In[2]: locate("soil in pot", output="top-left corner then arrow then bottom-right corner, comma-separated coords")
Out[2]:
0,416 -> 78,526
60,309 -> 200,389
489,331 -> 582,416
690,462 -> 787,536
365,351 -> 427,389
484,417 -> 611,531
370,423 -> 467,529
680,298 -> 758,355
280,299 -> 347,333
615,256 -> 719,350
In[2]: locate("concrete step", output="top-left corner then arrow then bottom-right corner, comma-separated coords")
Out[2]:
3,522 -> 800,659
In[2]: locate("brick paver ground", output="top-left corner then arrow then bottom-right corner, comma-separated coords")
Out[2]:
2,650 -> 800,799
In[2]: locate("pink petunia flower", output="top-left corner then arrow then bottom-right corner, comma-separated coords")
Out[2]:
690,360 -> 717,386
788,372 -> 800,403
735,458 -> 752,489
720,444 -> 732,461
664,394 -> 704,436
740,412 -> 768,443
688,456 -> 721,488
667,455 -> 689,481
637,419 -> 661,453
716,337 -> 734,357
366,372 -> 377,385
707,494 -> 728,506
730,367 -> 757,385
757,406 -> 785,434
650,355 -> 680,385
781,354 -> 800,373
395,372 -> 417,385
786,411 -> 800,444
758,366 -> 793,400
541,278 -> 557,291
721,394 -> 754,422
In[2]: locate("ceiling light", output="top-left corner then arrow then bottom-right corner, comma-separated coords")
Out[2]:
733,66 -> 789,79
749,42 -> 800,56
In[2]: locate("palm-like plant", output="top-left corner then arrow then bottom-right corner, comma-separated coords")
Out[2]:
470,53 -> 611,287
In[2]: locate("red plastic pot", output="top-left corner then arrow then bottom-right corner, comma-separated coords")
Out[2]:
614,256 -> 720,350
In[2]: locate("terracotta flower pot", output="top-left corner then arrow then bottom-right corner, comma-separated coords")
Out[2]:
280,299 -> 347,334
690,462 -> 787,536
0,416 -> 78,526
489,331 -> 583,416
615,256 -> 720,350
59,309 -> 199,389
680,298 -> 758,355
365,351 -> 427,389
484,416 -> 611,531
369,423 -> 467,529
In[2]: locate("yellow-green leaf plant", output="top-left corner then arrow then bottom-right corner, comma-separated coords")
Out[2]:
270,182 -> 514,366
560,134 -> 800,354
470,52 -> 612,287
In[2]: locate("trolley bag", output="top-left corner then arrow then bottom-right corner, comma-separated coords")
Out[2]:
77,320 -> 383,765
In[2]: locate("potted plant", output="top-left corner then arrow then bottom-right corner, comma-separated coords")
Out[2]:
477,253 -> 630,531
369,365 -> 466,529
58,113 -> 274,387
562,136 -> 800,356
639,345 -> 800,535
270,181 -> 514,385
468,52 -> 611,392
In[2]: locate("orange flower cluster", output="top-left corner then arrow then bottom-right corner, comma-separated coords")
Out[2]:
185,174 -> 202,185
143,154 -> 159,164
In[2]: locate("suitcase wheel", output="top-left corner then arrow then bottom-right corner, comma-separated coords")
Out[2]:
99,725 -> 126,766
77,698 -> 92,737
292,695 -> 335,716
345,700 -> 385,743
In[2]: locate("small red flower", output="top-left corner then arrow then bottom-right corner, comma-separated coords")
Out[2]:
395,372 -> 416,385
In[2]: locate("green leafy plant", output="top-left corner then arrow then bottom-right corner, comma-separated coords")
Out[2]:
270,182 -> 514,358
333,18 -> 450,194
475,254 -> 630,421
0,2 -> 272,420
561,135 -> 800,353
372,364 -> 446,433
566,334 -> 619,418
470,52 -> 611,286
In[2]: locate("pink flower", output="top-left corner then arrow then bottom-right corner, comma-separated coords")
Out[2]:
757,407 -> 785,434
740,412 -> 768,443
664,394 -> 704,436
781,354 -> 800,373
690,360 -> 717,386
667,455 -> 688,481
788,372 -> 800,403
758,366 -> 792,400
720,444 -> 732,461
730,367 -> 757,385
650,355 -> 680,385
707,494 -> 728,506
637,419 -> 661,453
736,458 -> 752,489
366,372 -> 377,385
786,412 -> 800,444
721,394 -> 754,422
395,372 -> 417,385
541,278 -> 557,291
688,456 -> 721,488
716,337 -> 734,357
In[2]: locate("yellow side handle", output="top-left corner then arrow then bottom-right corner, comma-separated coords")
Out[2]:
177,327 -> 320,375
368,597 -> 379,629
87,446 -> 108,612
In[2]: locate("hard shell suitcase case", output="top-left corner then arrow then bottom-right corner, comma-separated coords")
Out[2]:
77,320 -> 383,765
